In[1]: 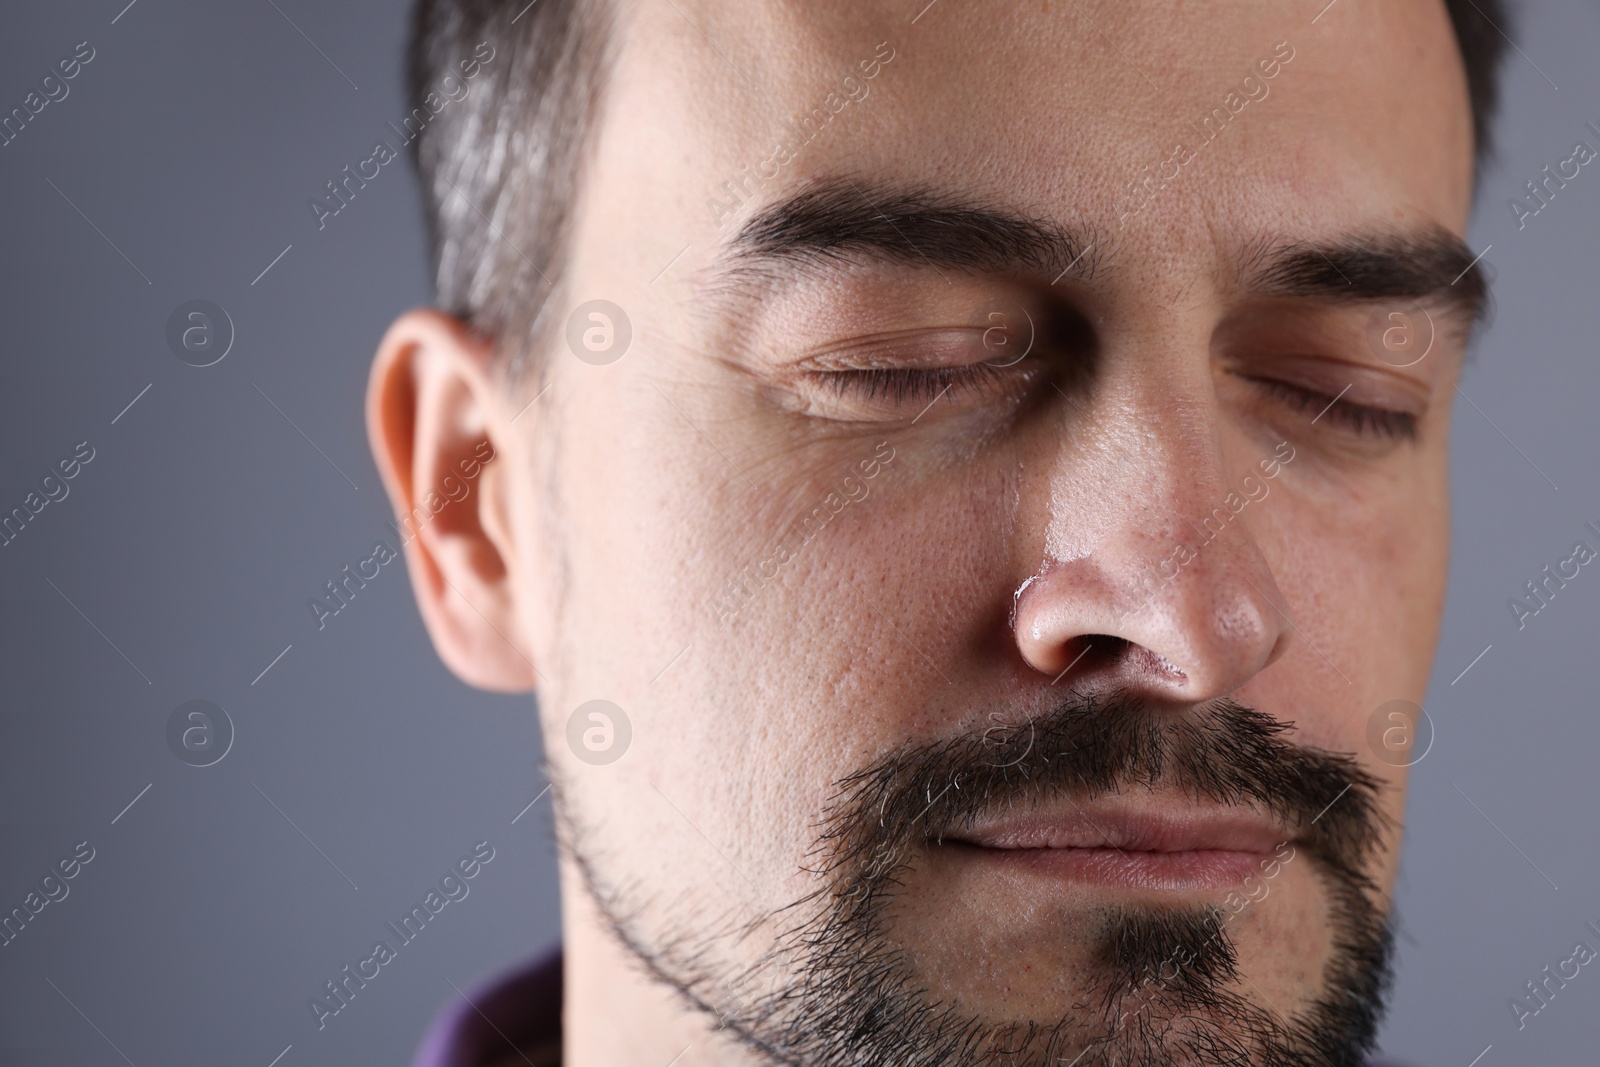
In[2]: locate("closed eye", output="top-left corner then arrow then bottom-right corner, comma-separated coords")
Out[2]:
1255,378 -> 1417,441
792,320 -> 1045,420
814,362 -> 1012,404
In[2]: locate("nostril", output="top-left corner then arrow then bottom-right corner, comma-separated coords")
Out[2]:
1083,635 -> 1129,663
1046,636 -> 1127,684
1048,635 -> 1190,690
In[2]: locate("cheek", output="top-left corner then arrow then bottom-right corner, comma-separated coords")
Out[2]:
1348,465 -> 1451,681
712,459 -> 1018,893
545,373 -> 1028,907
1240,470 -> 1442,890
537,376 -> 910,898
1248,450 -> 1449,757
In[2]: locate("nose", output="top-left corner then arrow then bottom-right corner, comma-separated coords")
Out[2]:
1012,412 -> 1293,703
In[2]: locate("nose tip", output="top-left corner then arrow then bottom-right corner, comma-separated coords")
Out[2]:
1013,551 -> 1292,701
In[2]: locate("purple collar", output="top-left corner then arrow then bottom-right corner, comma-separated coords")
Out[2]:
411,946 -> 562,1067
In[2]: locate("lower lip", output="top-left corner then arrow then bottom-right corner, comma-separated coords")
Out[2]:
955,843 -> 1271,892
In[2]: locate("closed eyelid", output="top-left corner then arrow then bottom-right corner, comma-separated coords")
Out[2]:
810,363 -> 1011,403
1252,378 -> 1418,441
795,325 -> 1005,372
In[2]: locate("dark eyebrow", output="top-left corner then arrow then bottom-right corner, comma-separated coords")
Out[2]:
714,177 -> 1099,286
711,178 -> 1489,332
1248,229 -> 1489,327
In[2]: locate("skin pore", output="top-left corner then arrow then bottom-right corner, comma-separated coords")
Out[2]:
368,0 -> 1479,1063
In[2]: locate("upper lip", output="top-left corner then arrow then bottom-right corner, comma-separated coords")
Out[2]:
943,794 -> 1293,854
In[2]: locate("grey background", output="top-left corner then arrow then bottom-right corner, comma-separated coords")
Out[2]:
0,1 -> 1594,1065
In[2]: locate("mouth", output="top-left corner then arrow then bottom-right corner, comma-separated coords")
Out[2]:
938,793 -> 1294,893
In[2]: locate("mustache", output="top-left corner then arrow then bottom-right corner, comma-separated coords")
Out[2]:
813,691 -> 1388,889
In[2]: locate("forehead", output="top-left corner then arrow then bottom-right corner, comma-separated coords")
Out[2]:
581,0 -> 1473,280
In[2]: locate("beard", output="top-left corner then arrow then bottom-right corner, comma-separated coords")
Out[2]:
560,691 -> 1395,1066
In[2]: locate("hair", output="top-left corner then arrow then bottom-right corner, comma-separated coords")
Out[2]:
407,0 -> 616,385
406,0 -> 1510,377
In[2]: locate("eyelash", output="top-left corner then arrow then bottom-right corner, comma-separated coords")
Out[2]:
1257,379 -> 1417,441
820,364 -> 1418,441
819,362 -> 1011,404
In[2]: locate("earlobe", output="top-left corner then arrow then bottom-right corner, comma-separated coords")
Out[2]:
367,308 -> 538,692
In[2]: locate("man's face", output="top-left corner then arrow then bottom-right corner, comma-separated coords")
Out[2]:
484,0 -> 1476,1061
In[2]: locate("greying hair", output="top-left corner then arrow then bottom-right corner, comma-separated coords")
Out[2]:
408,0 -> 614,384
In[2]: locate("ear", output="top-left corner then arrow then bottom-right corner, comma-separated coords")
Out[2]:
366,308 -> 536,691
